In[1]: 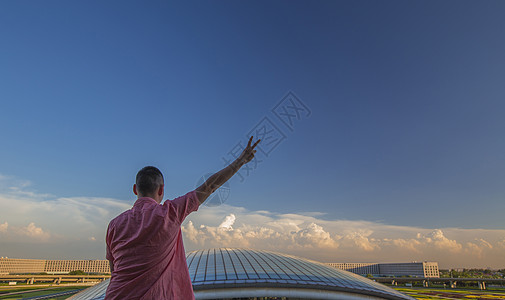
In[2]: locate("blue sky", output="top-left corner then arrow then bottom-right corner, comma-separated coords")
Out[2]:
1,1 -> 504,267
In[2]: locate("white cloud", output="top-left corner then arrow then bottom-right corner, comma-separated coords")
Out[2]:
339,229 -> 379,252
476,238 -> 493,249
0,222 -> 8,233
292,222 -> 339,249
0,174 -> 131,253
464,238 -> 493,258
19,222 -> 50,240
218,214 -> 236,230
383,238 -> 421,253
417,229 -> 463,253
0,221 -> 50,241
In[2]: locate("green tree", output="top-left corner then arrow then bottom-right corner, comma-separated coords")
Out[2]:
69,270 -> 87,275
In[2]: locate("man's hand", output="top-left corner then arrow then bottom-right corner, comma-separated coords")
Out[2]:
236,136 -> 261,166
196,136 -> 261,204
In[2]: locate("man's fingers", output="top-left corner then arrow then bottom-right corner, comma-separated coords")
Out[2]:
247,136 -> 253,147
252,139 -> 261,149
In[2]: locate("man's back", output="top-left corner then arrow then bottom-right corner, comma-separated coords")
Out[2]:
105,191 -> 199,300
105,138 -> 259,299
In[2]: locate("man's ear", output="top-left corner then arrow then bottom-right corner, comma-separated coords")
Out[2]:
133,184 -> 138,195
158,184 -> 164,196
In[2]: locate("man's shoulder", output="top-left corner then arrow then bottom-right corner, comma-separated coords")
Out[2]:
108,200 -> 166,227
108,209 -> 132,229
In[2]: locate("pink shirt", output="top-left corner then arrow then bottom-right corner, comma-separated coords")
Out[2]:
105,191 -> 200,300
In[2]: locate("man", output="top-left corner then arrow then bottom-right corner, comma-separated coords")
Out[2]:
105,136 -> 260,300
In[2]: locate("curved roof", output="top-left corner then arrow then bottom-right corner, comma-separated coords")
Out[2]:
70,248 -> 414,300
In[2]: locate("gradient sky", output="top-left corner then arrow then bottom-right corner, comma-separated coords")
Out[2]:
1,1 -> 504,268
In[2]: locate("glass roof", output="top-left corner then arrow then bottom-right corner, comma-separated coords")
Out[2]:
187,248 -> 413,299
70,248 -> 414,300
69,278 -> 108,300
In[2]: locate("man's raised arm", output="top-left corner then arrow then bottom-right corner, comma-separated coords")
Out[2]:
196,136 -> 260,204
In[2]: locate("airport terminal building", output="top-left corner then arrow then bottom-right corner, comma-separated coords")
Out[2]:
69,248 -> 415,300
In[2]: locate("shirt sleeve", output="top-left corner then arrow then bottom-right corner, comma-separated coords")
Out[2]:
105,223 -> 114,261
166,190 -> 200,224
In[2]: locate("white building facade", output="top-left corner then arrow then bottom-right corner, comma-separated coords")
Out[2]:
0,257 -> 109,274
327,261 -> 440,278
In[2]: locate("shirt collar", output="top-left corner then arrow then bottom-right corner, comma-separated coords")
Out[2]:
133,197 -> 159,208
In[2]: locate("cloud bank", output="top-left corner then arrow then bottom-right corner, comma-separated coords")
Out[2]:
182,205 -> 505,268
0,174 -> 130,259
1,174 -> 504,268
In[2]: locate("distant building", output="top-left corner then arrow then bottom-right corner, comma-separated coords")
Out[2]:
0,257 -> 109,274
379,262 -> 439,278
44,260 -> 110,274
0,258 -> 46,274
327,262 -> 380,275
327,261 -> 440,278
